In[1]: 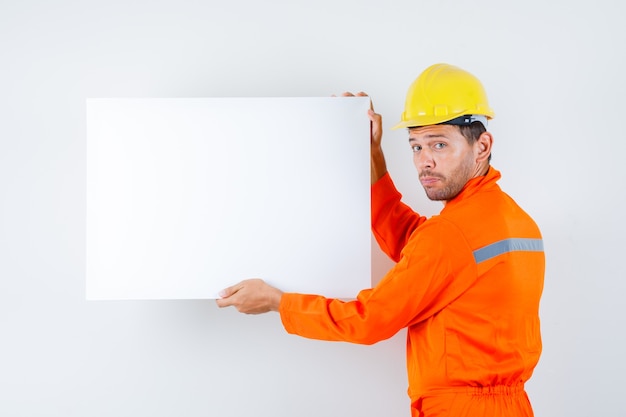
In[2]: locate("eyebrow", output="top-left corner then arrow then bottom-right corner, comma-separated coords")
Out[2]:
408,134 -> 448,142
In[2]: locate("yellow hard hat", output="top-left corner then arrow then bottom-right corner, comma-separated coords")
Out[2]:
392,63 -> 495,130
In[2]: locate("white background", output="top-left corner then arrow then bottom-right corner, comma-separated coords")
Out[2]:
1,0 -> 625,416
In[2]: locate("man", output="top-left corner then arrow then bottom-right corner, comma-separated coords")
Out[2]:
217,63 -> 545,417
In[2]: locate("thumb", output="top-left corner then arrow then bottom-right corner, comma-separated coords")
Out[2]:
215,283 -> 241,308
218,283 -> 240,299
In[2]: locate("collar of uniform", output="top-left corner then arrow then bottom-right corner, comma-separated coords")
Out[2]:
443,166 -> 502,209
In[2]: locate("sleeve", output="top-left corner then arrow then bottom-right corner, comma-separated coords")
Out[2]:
279,219 -> 478,345
371,172 -> 428,262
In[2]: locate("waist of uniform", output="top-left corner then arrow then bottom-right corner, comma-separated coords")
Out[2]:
421,383 -> 526,397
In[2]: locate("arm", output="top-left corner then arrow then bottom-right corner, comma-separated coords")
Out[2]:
280,220 -> 476,345
371,174 -> 428,262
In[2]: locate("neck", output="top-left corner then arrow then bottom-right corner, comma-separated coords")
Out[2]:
474,163 -> 490,178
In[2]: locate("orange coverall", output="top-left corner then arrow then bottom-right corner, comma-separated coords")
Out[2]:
279,167 -> 544,416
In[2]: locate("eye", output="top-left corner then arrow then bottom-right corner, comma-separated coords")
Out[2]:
433,142 -> 446,150
411,145 -> 421,153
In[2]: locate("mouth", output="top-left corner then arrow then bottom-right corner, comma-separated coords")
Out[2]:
419,175 -> 442,187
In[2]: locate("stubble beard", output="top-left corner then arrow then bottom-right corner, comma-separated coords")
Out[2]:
422,159 -> 474,201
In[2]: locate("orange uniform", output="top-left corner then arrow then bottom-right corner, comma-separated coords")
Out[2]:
279,167 -> 544,416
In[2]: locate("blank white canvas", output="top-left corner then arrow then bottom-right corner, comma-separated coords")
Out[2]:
86,97 -> 372,300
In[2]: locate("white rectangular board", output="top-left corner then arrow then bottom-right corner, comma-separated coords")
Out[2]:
86,97 -> 372,300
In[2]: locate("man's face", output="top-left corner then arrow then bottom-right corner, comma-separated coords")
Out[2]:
408,124 -> 478,201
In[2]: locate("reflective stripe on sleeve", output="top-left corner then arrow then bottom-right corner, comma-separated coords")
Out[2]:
473,238 -> 544,264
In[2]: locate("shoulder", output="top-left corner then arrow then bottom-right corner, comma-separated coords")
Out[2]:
401,217 -> 473,263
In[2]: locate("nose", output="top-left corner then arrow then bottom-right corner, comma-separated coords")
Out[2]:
414,148 -> 434,171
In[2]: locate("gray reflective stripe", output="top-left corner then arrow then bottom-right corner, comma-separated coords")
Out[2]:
473,238 -> 544,264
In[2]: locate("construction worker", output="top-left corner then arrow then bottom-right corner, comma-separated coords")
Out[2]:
216,63 -> 545,417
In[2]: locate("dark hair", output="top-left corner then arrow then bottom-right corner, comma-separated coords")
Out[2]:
458,121 -> 485,144
458,122 -> 491,163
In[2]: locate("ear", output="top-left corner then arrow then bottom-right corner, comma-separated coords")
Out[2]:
474,131 -> 493,163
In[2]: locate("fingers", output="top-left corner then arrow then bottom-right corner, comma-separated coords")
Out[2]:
338,91 -> 374,110
215,291 -> 234,308
215,279 -> 282,314
340,91 -> 367,98
367,108 -> 383,145
218,284 -> 236,299
367,108 -> 381,123
215,282 -> 242,309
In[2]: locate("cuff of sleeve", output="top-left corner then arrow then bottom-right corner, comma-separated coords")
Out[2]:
371,172 -> 400,200
371,171 -> 392,192
278,293 -> 297,335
